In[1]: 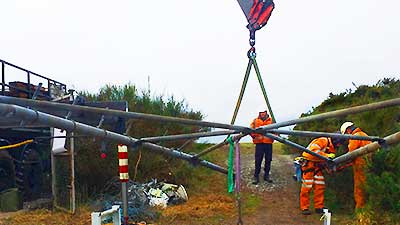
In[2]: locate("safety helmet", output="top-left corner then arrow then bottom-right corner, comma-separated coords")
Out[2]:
258,109 -> 269,118
340,121 -> 354,134
257,106 -> 268,113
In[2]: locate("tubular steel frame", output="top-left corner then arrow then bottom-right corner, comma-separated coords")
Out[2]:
0,94 -> 399,225
0,97 -> 399,169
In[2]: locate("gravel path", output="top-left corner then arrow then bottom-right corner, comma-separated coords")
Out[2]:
235,151 -> 326,225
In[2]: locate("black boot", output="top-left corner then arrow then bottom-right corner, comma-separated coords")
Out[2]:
252,176 -> 259,185
264,175 -> 273,183
315,208 -> 328,214
302,209 -> 311,215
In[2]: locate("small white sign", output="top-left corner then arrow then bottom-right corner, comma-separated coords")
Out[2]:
52,128 -> 67,154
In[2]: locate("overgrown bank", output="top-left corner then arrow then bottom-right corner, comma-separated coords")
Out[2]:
286,78 -> 400,223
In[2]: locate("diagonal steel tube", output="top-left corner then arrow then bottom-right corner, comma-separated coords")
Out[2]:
257,98 -> 400,131
176,128 -> 207,151
1,96 -> 399,134
0,103 -> 228,175
263,133 -> 332,162
177,139 -> 195,151
140,130 -> 240,143
177,98 -> 400,159
268,129 -> 382,142
193,140 -> 229,158
179,98 -> 400,159
192,133 -> 246,159
0,96 -> 250,132
333,131 -> 400,165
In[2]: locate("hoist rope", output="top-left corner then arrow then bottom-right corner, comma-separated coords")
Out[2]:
252,56 -> 276,123
231,60 -> 253,125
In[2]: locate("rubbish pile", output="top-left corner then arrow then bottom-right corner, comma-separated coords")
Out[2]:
97,177 -> 188,221
147,182 -> 188,209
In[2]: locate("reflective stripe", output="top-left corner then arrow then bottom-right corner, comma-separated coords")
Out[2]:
118,145 -> 128,152
314,181 -> 325,185
315,150 -> 321,153
119,159 -> 128,166
302,184 -> 312,188
314,175 -> 324,179
302,179 -> 314,183
119,173 -> 129,180
311,144 -> 320,148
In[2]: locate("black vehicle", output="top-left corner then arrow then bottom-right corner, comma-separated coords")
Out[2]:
0,59 -> 126,201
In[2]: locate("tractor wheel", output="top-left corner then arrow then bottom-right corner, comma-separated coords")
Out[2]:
0,151 -> 16,192
15,148 -> 43,201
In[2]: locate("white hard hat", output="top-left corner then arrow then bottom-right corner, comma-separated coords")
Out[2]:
340,121 -> 354,134
257,106 -> 268,113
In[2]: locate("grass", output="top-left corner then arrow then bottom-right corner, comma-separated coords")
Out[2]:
0,207 -> 93,225
240,142 -> 286,155
242,193 -> 261,214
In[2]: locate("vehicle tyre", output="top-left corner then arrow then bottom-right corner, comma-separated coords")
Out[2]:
15,148 -> 43,201
0,151 -> 16,192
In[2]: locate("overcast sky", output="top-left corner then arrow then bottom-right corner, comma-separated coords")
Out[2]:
1,0 -> 399,142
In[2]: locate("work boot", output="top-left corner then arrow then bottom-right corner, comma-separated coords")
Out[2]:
264,176 -> 273,183
252,176 -> 259,185
315,208 -> 328,214
302,209 -> 311,215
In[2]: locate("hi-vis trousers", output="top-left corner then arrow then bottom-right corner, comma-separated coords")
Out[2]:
300,161 -> 325,210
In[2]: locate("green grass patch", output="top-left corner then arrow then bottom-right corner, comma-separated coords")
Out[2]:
242,193 -> 261,214
239,142 -> 287,155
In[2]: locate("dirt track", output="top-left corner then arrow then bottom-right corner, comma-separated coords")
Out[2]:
0,145 -> 350,225
233,153 -> 324,225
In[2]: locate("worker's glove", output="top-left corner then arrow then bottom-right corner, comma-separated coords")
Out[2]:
294,156 -> 304,162
327,153 -> 336,159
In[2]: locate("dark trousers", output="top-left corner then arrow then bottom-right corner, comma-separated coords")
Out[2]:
254,143 -> 273,178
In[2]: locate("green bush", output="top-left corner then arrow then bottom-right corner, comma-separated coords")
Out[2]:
366,144 -> 400,213
75,83 -> 206,202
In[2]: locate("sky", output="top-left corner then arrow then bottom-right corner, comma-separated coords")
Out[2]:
1,0 -> 399,142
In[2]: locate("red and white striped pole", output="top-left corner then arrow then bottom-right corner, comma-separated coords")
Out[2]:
118,144 -> 129,225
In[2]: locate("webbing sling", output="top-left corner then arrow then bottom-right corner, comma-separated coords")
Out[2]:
227,136 -> 235,193
230,54 -> 276,124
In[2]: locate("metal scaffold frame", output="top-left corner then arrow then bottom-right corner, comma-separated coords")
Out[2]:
0,96 -> 399,170
0,96 -> 399,225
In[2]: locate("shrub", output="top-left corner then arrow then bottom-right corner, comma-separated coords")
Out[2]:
75,83 -> 205,202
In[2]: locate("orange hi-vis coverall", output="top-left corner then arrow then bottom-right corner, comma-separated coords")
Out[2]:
300,137 -> 336,211
250,117 -> 274,144
250,116 -> 274,179
348,128 -> 372,209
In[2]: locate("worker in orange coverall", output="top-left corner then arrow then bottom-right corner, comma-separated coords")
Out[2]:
340,121 -> 372,209
300,136 -> 341,215
250,109 -> 274,184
